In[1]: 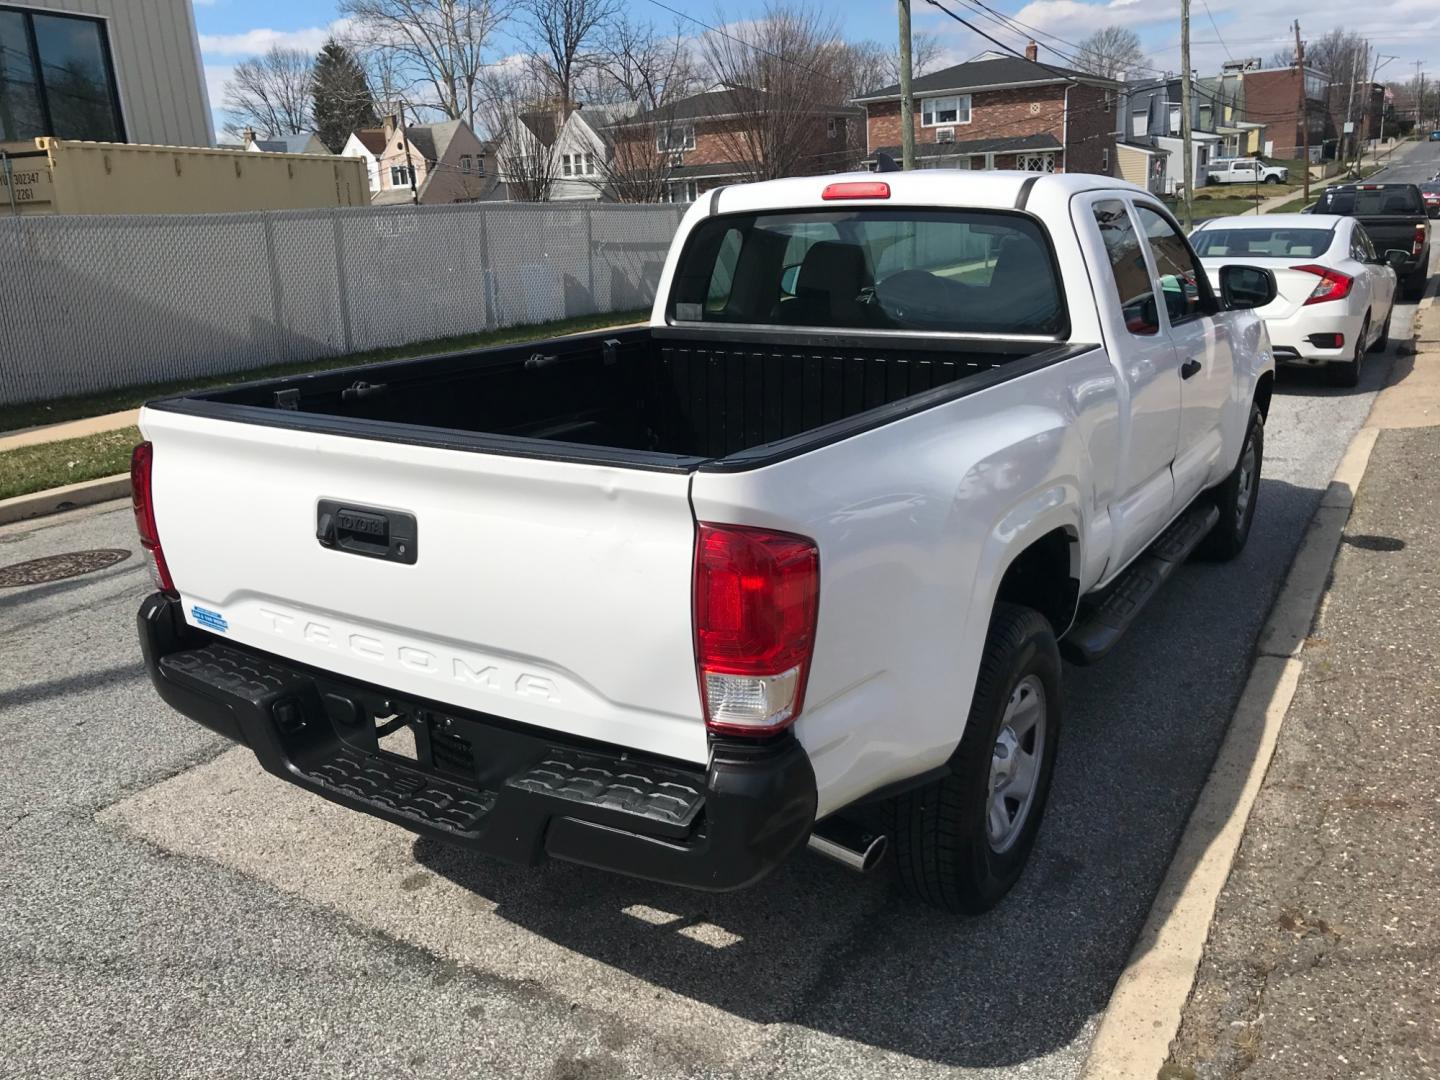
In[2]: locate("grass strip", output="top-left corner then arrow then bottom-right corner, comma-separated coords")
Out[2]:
0,425 -> 141,501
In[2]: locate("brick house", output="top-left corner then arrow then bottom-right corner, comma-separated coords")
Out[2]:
1233,65 -> 1330,160
605,88 -> 863,203
344,115 -> 499,205
853,46 -> 1118,175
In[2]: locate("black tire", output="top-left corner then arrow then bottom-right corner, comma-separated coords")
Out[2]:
1368,310 -> 1391,354
1265,174 -> 1281,184
1326,316 -> 1366,388
1404,270 -> 1427,302
1197,404 -> 1263,561
893,603 -> 1062,914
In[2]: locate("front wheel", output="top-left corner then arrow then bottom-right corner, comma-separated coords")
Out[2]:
1198,404 -> 1263,561
1265,174 -> 1281,184
893,603 -> 1062,914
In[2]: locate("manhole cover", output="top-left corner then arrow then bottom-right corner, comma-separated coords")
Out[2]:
0,548 -> 131,587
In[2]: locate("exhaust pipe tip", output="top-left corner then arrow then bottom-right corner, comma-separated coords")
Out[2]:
807,819 -> 889,874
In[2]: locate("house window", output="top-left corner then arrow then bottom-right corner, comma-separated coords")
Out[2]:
1104,91 -> 1113,113
0,6 -> 124,142
1168,104 -> 1181,136
921,95 -> 971,126
584,151 -> 596,175
390,164 -> 415,186
561,154 -> 573,177
827,117 -> 838,139
476,154 -> 485,175
1018,153 -> 1055,173
1101,147 -> 1110,173
1198,104 -> 1213,130
656,125 -> 696,152
460,154 -> 472,174
667,180 -> 698,203
1131,110 -> 1148,137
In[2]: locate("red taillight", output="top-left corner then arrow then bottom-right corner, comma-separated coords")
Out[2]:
693,523 -> 819,736
130,441 -> 176,596
1414,224 -> 1426,256
821,181 -> 889,200
1292,264 -> 1353,305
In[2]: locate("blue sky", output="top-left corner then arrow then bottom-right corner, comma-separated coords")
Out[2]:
195,0 -> 1440,135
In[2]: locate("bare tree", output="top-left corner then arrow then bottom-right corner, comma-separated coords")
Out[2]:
591,14 -> 699,110
340,0 -> 509,128
595,110 -> 684,202
1073,26 -> 1145,81
517,0 -> 617,116
700,2 -> 855,181
833,32 -> 943,101
481,66 -> 561,200
222,47 -> 314,138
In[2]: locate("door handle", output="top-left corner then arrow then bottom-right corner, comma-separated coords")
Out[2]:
1181,358 -> 1203,380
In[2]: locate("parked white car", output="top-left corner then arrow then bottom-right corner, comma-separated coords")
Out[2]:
1208,158 -> 1289,185
1191,213 -> 1401,386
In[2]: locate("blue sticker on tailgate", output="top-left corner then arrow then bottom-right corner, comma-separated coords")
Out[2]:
192,605 -> 228,633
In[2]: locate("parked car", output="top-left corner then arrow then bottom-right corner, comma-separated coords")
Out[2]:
133,172 -> 1278,914
1428,130 -> 1440,141
1208,157 -> 1289,185
1311,183 -> 1431,300
1191,213 -> 1402,386
1419,180 -> 1440,218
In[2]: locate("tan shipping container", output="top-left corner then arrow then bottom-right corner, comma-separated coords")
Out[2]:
0,139 -> 370,216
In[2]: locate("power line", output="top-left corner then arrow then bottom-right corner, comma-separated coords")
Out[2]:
1199,0 -> 1234,63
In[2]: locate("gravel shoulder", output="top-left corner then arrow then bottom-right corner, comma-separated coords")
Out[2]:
1167,425 -> 1440,1080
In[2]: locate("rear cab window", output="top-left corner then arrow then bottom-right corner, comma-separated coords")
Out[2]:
668,208 -> 1068,337
1316,186 -> 1424,216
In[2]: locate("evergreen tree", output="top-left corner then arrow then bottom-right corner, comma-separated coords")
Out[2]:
312,40 -> 378,152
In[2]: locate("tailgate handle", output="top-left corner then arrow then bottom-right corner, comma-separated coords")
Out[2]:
316,500 -> 418,565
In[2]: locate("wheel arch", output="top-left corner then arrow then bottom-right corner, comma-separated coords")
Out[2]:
1253,369 -> 1274,422
993,526 -> 1081,639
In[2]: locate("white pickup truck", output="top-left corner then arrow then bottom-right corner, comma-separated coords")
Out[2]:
1207,157 -> 1290,185
135,171 -> 1277,913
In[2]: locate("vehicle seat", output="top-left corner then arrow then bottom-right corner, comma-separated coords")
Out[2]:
777,241 -> 871,326
987,236 -> 1059,328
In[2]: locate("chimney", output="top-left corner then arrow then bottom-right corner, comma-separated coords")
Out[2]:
242,127 -> 257,148
1025,40 -> 1039,62
382,113 -> 398,141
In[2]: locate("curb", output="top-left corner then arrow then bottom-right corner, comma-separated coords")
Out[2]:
0,473 -> 131,527
1080,426 -> 1385,1078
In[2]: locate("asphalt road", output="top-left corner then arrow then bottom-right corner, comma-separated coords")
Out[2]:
4,145 -> 1437,1080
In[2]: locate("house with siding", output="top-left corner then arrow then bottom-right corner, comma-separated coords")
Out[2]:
1116,76 -> 1225,195
0,0 -> 211,148
489,103 -> 640,201
853,46 -> 1118,175
347,116 -> 499,205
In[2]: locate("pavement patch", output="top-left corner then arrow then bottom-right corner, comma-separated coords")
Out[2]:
97,747 -> 881,1069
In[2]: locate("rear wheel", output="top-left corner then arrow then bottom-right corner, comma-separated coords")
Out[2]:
893,603 -> 1062,914
1326,316 -> 1367,387
1198,404 -> 1263,561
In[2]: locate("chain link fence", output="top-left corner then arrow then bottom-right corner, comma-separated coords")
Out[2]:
0,201 -> 689,407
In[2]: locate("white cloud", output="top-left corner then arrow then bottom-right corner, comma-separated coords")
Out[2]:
199,21 -> 349,58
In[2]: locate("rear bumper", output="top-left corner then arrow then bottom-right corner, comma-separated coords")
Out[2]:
138,593 -> 817,891
1265,309 -> 1365,364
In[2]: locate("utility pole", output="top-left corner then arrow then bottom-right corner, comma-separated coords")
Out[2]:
1342,45 -> 1361,172
1418,62 -> 1427,133
1296,22 -> 1309,203
1179,0 -> 1193,228
898,0 -> 915,170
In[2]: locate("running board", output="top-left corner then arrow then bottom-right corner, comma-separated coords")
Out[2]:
1061,501 -> 1220,665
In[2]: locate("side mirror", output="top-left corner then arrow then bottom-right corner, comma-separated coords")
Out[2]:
1384,249 -> 1410,270
1219,264 -> 1277,310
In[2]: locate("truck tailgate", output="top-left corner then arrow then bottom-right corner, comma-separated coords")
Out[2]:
142,407 -> 707,764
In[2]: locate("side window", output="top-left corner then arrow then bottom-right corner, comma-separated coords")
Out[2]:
1134,204 -> 1215,325
1092,200 -> 1158,336
1355,226 -> 1377,262
704,228 -> 744,314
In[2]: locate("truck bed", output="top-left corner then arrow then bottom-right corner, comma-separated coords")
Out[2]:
156,326 -> 1082,471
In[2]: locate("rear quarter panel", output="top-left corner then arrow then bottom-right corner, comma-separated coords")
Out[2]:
690,347 -> 1119,817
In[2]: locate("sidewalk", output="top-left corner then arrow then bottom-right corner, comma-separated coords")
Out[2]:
1165,327 -> 1440,1076
0,408 -> 138,452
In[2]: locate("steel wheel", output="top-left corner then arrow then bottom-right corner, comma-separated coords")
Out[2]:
987,674 -> 1047,853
